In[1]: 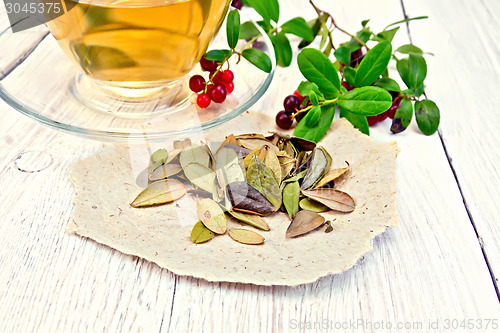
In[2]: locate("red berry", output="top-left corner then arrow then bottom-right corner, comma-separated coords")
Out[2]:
221,70 -> 234,83
200,56 -> 218,72
209,71 -> 223,84
377,111 -> 389,122
197,93 -> 211,108
206,83 -> 214,93
276,111 -> 293,129
189,75 -> 206,93
293,90 -> 305,103
231,0 -> 243,9
283,95 -> 300,114
209,83 -> 227,103
224,81 -> 234,94
341,81 -> 354,91
367,115 -> 378,126
387,97 -> 402,119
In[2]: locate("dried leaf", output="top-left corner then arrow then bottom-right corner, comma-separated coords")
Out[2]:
283,181 -> 300,218
243,146 -> 267,168
286,210 -> 326,238
227,210 -> 270,231
148,149 -> 168,173
190,221 -> 215,243
314,162 -> 350,189
215,147 -> 245,185
183,163 -> 216,193
283,140 -> 296,158
148,163 -> 182,182
226,181 -> 275,216
301,147 -> 332,190
179,144 -> 212,169
265,132 -> 316,151
277,155 -> 296,181
263,146 -> 281,183
301,188 -> 355,212
237,137 -> 279,153
246,156 -> 282,210
173,138 -> 192,150
228,228 -> 265,245
197,198 -> 227,234
299,198 -> 330,213
216,134 -> 239,153
131,179 -> 186,207
325,223 -> 333,233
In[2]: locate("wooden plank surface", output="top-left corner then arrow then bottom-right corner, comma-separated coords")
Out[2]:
401,0 -> 500,295
0,0 -> 499,332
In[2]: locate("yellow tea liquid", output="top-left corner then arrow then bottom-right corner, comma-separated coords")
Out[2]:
47,0 -> 230,85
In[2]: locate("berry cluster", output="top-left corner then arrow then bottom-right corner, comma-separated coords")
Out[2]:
275,91 -> 309,129
189,55 -> 235,109
366,93 -> 402,126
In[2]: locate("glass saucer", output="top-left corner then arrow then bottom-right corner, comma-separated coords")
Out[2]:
0,12 -> 275,142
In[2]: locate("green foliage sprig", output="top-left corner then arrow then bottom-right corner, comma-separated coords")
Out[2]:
208,0 -> 441,141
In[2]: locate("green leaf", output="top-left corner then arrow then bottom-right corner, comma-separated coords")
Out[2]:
239,21 -> 261,40
270,32 -> 292,67
204,49 -> 231,62
372,27 -> 399,42
344,67 -> 357,87
361,19 -> 370,27
297,48 -> 341,98
384,16 -> 428,31
354,41 -> 392,87
298,16 -> 324,48
339,108 -> 369,135
346,28 -> 372,52
396,58 -> 411,88
226,10 -> 240,49
281,17 -> 314,41
293,105 -> 335,142
334,46 -> 351,65
395,44 -> 423,54
414,99 -> 440,135
241,48 -> 272,73
245,0 -> 271,22
257,19 -> 273,32
337,86 -> 392,116
390,98 -> 413,133
305,105 -> 321,126
408,53 -> 427,91
283,181 -> 300,218
372,77 -> 401,92
309,91 -> 319,106
297,81 -> 324,99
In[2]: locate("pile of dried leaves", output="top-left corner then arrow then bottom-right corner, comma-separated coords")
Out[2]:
131,133 -> 355,245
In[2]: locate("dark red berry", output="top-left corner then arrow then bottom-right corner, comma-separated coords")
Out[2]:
377,111 -> 389,122
350,49 -> 364,67
189,75 -> 206,93
221,70 -> 234,83
341,81 -> 354,91
283,95 -> 300,114
200,56 -> 218,72
367,115 -> 378,126
293,90 -> 305,103
206,83 -> 214,93
251,40 -> 266,50
276,111 -> 293,129
197,93 -> 211,108
209,83 -> 228,103
209,71 -> 223,84
224,81 -> 234,94
387,97 -> 402,119
231,0 -> 243,9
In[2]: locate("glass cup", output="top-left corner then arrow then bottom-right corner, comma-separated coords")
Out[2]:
45,0 -> 231,116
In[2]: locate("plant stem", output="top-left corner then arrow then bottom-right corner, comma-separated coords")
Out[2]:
309,0 -> 370,51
